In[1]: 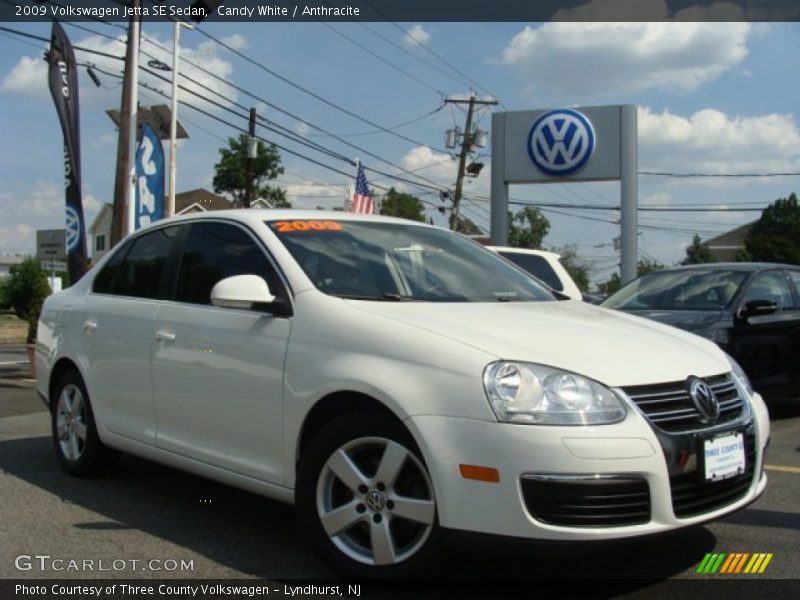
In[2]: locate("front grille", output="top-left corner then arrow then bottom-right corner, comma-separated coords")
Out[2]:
623,374 -> 744,433
520,477 -> 650,527
670,430 -> 757,518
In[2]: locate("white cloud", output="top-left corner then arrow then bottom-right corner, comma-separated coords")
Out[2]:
283,182 -> 348,210
553,0 -> 672,20
1,55 -> 48,95
403,25 -> 431,48
398,146 -> 492,219
90,132 -> 117,151
552,0 -> 788,20
0,179 -> 103,256
220,33 -> 249,51
641,192 -> 673,207
401,146 -> 458,187
639,106 -> 800,175
294,120 -> 311,136
1,33 -> 239,113
498,22 -> 751,97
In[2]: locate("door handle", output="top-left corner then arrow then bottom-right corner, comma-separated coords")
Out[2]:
82,320 -> 97,333
155,330 -> 176,343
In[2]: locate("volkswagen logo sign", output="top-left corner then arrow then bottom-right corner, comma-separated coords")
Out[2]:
65,206 -> 82,253
688,377 -> 720,421
527,108 -> 596,177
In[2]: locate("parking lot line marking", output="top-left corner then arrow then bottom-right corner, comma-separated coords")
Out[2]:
764,464 -> 800,474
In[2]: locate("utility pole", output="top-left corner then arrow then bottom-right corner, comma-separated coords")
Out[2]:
244,107 -> 256,208
444,93 -> 498,231
110,0 -> 141,246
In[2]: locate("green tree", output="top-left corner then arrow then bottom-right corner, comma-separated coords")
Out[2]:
452,215 -> 484,235
552,245 -> 590,292
6,258 -> 50,343
507,206 -> 550,249
742,193 -> 800,265
0,277 -> 9,309
682,234 -> 716,265
379,187 -> 426,222
598,258 -> 665,296
213,134 -> 290,208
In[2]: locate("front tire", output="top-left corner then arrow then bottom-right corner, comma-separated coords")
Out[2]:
296,414 -> 440,577
51,370 -> 116,476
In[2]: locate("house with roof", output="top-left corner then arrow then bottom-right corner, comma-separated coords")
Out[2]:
0,255 -> 25,279
703,222 -> 755,262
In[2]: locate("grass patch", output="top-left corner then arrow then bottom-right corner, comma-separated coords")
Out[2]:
0,317 -> 27,344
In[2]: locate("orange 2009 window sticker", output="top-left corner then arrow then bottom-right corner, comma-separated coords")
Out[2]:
272,220 -> 343,233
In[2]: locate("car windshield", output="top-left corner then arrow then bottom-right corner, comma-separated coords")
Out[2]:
603,269 -> 748,311
266,219 -> 554,302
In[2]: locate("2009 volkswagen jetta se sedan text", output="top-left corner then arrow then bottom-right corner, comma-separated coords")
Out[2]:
36,210 -> 769,577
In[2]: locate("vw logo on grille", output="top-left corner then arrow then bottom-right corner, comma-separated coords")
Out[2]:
688,377 -> 720,421
527,108 -> 596,177
365,490 -> 386,512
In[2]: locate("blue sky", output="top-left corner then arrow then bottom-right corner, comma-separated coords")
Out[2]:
1,16 -> 799,284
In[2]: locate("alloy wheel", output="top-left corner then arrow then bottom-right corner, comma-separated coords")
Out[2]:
55,383 -> 87,462
315,436 -> 436,566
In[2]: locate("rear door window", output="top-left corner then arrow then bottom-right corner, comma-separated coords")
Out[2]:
93,226 -> 180,299
498,252 -> 561,291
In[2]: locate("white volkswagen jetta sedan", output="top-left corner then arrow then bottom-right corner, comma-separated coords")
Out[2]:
36,211 -> 768,577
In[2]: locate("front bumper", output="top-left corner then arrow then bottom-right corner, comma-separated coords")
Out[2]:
405,393 -> 768,541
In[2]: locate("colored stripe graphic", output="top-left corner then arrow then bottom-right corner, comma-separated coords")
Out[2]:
697,552 -> 772,574
734,553 -> 750,573
720,554 -> 736,573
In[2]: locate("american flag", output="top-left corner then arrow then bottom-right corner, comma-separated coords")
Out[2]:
351,164 -> 374,214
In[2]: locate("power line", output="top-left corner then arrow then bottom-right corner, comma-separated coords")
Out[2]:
192,26 -> 450,153
126,29 -> 454,193
354,21 -> 476,91
361,0 -> 504,108
37,16 -> 455,196
319,22 -> 445,96
42,11 -> 457,186
305,106 -> 443,139
640,170 -> 800,178
129,72 -> 446,206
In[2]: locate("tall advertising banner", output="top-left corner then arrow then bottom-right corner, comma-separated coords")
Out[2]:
135,124 -> 165,230
48,22 -> 88,282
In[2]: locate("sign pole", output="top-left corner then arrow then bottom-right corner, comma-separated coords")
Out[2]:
490,111 -> 508,245
620,104 -> 638,285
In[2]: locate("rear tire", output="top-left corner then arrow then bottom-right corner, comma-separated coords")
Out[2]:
296,413 -> 440,578
51,370 -> 117,476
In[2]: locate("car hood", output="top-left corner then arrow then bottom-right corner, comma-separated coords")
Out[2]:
347,300 -> 729,388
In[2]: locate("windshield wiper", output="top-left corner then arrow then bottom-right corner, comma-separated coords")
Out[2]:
336,293 -> 415,301
382,293 -> 415,301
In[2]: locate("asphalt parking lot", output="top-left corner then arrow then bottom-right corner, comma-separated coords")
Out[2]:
1,344 -> 798,594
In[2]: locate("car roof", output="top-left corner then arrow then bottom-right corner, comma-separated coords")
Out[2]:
646,262 -> 799,274
153,209 -> 434,229
487,246 -> 560,260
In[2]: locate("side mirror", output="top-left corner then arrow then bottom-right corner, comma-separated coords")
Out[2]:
211,274 -> 275,310
739,299 -> 778,319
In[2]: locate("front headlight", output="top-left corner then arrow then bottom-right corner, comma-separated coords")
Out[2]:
726,353 -> 753,396
483,361 -> 627,425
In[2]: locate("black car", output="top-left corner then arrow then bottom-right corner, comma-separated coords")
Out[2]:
603,263 -> 800,402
